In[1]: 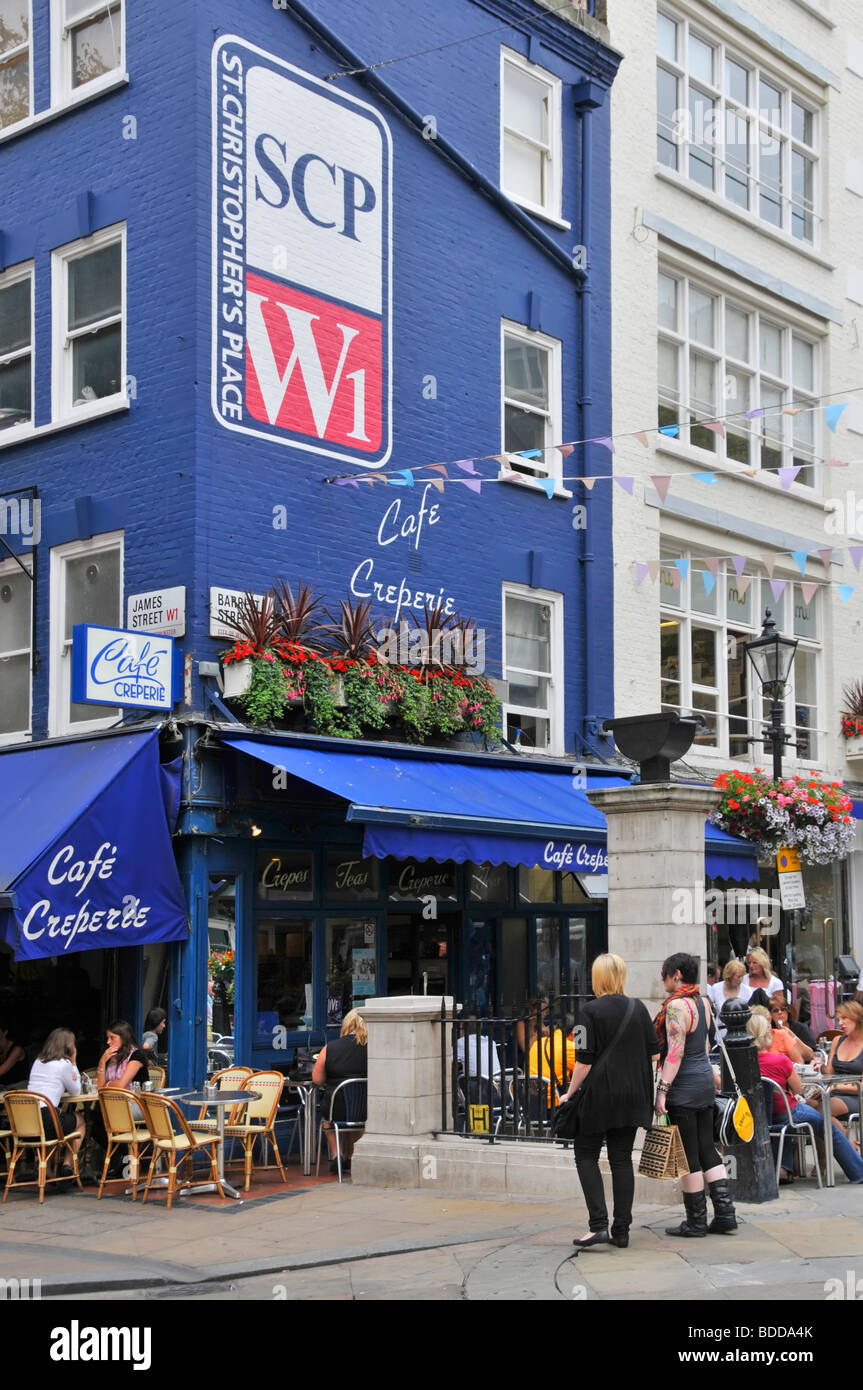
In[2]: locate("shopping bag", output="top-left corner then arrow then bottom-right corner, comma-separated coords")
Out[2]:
732,1095 -> 754,1142
638,1118 -> 690,1180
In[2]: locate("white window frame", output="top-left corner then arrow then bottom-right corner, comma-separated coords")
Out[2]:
0,552 -> 33,745
500,318 -> 564,489
500,47 -> 564,224
659,547 -> 823,768
657,264 -> 822,491
50,0 -> 124,104
656,7 -> 821,247
51,222 -> 126,425
0,259 -> 35,443
0,0 -> 33,132
49,530 -> 123,737
501,582 -> 565,757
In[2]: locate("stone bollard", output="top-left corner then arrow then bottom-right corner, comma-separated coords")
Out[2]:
719,998 -> 778,1203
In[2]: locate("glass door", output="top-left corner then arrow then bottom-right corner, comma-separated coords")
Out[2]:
386,912 -> 454,996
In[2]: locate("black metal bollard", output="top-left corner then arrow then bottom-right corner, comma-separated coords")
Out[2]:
719,998 -> 778,1203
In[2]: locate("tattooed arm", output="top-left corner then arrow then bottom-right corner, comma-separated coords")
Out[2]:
655,999 -> 694,1115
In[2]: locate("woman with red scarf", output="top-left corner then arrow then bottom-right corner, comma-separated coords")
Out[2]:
654,952 -> 737,1238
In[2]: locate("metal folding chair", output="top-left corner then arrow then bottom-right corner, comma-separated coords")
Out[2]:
764,1078 -> 822,1188
315,1078 -> 367,1182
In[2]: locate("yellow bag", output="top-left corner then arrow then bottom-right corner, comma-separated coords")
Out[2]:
732,1095 -> 754,1142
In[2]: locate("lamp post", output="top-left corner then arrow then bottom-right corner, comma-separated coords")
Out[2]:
743,609 -> 799,780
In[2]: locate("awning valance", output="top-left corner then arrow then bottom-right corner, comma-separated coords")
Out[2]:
225,738 -> 759,882
0,729 -> 189,961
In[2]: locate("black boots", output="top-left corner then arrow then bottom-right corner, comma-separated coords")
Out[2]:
707,1178 -> 738,1234
610,1222 -> 630,1248
665,1189 -> 708,1237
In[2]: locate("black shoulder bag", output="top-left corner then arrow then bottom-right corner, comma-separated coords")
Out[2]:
552,998 -> 636,1140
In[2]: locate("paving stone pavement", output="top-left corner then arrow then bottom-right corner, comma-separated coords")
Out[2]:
2,1175 -> 860,1302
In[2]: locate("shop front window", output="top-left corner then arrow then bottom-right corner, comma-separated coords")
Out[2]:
518,864 -> 555,904
387,915 -> 449,996
468,862 -> 510,902
535,917 -> 561,1001
326,852 -> 379,900
387,858 -> 458,903
326,917 -> 377,1025
257,849 -> 314,902
255,918 -> 313,1043
500,917 -> 528,1010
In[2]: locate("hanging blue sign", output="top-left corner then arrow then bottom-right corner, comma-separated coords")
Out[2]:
1,732 -> 189,962
71,625 -> 180,711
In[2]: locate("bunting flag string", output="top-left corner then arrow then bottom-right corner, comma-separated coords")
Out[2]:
630,562 -> 856,604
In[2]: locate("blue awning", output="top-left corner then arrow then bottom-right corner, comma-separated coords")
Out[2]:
225,738 -> 759,881
0,730 -> 189,961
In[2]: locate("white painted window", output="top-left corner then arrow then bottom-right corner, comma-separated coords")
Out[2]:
657,8 -> 819,244
501,47 -> 562,221
0,261 -> 33,436
0,553 -> 32,743
501,319 -> 562,482
659,549 -> 822,763
502,583 -> 564,755
49,531 -> 123,735
0,0 -> 31,129
52,224 -> 125,421
52,0 -> 123,101
657,267 -> 820,486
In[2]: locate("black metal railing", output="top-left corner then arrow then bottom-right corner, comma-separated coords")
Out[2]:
439,995 -> 593,1142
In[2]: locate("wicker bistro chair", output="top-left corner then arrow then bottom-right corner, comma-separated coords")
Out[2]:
189,1066 -> 254,1133
315,1078 -> 368,1183
138,1093 -> 224,1209
763,1078 -> 823,1188
222,1072 -> 288,1191
2,1090 -> 83,1203
97,1088 -> 152,1200
147,1065 -> 167,1091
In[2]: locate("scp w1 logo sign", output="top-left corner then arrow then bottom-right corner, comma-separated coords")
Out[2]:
212,36 -> 392,465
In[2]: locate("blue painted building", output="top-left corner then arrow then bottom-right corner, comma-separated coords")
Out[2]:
0,0 -> 623,1085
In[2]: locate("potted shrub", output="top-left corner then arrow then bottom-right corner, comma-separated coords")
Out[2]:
220,592 -> 282,699
841,682 -> 863,759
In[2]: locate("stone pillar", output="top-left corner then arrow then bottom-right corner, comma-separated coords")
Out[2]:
350,995 -> 457,1188
588,783 -> 722,1016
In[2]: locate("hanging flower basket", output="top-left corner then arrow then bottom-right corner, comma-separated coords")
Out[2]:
710,768 -> 857,866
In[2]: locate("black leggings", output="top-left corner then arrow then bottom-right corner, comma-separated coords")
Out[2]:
573,1127 -> 637,1234
667,1104 -> 721,1175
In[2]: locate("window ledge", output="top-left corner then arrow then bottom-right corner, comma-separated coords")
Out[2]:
0,395 -> 130,452
503,192 -> 571,232
0,732 -> 31,748
789,0 -> 836,28
0,71 -> 129,147
653,439 -> 827,510
654,166 -> 835,271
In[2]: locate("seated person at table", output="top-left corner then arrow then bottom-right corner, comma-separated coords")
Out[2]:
749,1005 -> 805,1064
810,1001 -> 863,1124
768,994 -> 816,1063
92,1021 -> 150,1174
456,1020 -> 502,1109
312,1009 -> 367,1174
27,1028 -> 85,1165
526,1015 -> 576,1110
141,1008 -> 167,1054
0,1019 -> 29,1087
749,1014 -> 863,1185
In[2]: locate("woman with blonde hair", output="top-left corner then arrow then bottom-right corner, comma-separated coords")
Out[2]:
312,1009 -> 368,1174
707,959 -> 750,1037
746,947 -> 783,1005
559,953 -> 659,1250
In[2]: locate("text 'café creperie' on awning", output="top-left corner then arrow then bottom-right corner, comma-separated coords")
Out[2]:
0,618 -> 759,1087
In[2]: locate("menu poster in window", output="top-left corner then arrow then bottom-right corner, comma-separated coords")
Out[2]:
327,995 -> 344,1026
352,948 -> 376,996
258,850 -> 314,900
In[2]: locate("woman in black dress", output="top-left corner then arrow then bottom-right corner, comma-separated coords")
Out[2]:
559,954 -> 659,1250
312,1009 -> 368,1174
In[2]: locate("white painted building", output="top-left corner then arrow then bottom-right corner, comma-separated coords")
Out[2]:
606,0 -> 863,988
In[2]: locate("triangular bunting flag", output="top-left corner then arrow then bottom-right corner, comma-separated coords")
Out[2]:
770,578 -> 787,601
825,403 -> 848,432
693,472 -> 715,484
801,581 -> 819,604
539,477 -> 556,500
647,560 -> 661,582
425,463 -> 449,476
594,436 -> 615,453
778,466 -> 802,490
455,459 -> 477,474
651,475 -> 672,504
658,424 -> 679,437
389,469 -> 415,487
674,558 -> 690,582
736,574 -> 753,598
702,421 -> 726,436
614,476 -> 634,494
634,562 -> 649,587
671,569 -> 682,589
740,468 -> 758,477
705,557 -> 720,577
459,478 -> 482,494
760,553 -> 777,578
745,408 -> 765,419
634,431 -> 650,447
579,476 -> 598,491
557,442 -> 575,458
427,478 -> 445,493
334,477 -> 361,488
818,548 -> 833,571
519,449 -> 544,461
839,585 -> 856,603
491,454 -> 510,468
849,546 -> 863,571
700,569 -> 716,597
731,556 -> 746,577
782,407 -> 801,416
791,550 -> 808,576
827,457 -> 849,467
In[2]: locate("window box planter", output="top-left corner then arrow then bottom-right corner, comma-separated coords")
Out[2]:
844,735 -> 863,760
221,659 -> 253,701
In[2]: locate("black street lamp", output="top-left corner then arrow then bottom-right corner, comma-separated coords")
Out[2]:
744,609 -> 799,779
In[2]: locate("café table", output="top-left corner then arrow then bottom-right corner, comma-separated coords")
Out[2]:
176,1090 -> 259,1200
283,1077 -> 318,1176
801,1072 -> 863,1187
